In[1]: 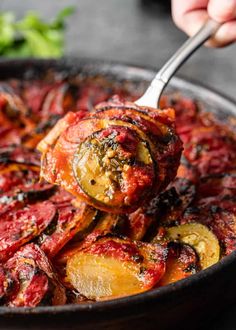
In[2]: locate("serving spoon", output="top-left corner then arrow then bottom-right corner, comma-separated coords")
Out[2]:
135,18 -> 221,108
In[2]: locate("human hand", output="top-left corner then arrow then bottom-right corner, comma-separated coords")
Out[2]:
171,0 -> 236,47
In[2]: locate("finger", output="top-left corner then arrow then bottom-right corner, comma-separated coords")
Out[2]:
171,0 -> 236,47
171,0 -> 208,30
172,9 -> 209,36
207,20 -> 236,47
208,0 -> 236,22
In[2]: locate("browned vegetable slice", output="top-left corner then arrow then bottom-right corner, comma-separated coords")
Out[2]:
183,125 -> 236,175
41,83 -> 78,117
127,207 -> 154,241
94,105 -> 170,141
166,223 -> 220,269
0,145 -> 40,166
0,84 -> 33,130
159,242 -> 199,287
22,83 -> 78,148
0,201 -> 56,262
38,202 -> 98,258
181,202 -> 236,255
66,235 -> 167,300
5,243 -> 66,307
0,163 -> 39,193
93,212 -> 125,234
0,266 -> 16,304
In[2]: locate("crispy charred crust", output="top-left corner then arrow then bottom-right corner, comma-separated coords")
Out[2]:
0,184 -> 57,213
169,242 -> 200,273
140,178 -> 195,241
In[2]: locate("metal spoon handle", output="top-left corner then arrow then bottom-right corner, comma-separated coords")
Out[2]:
135,19 -> 221,108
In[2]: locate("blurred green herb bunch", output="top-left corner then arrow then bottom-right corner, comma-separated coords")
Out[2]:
0,6 -> 75,58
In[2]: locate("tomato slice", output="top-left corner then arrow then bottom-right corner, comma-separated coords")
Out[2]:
5,243 -> 66,307
0,201 -> 56,262
39,202 -> 98,258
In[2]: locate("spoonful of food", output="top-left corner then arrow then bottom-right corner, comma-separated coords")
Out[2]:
37,19 -> 220,214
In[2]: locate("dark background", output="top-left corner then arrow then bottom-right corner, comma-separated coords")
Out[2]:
0,0 -> 236,329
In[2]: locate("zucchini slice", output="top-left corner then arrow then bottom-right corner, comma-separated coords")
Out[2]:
73,122 -> 155,211
166,223 -> 220,269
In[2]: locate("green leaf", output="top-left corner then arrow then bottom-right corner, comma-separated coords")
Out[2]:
0,7 -> 75,58
4,43 -> 32,58
52,6 -> 76,29
16,11 -> 48,31
0,12 -> 15,53
22,29 -> 62,57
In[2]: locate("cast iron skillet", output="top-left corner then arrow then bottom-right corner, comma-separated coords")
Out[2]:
0,58 -> 235,330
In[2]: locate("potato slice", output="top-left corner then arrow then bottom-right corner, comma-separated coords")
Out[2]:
166,223 -> 220,269
67,254 -> 144,299
66,236 -> 166,300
